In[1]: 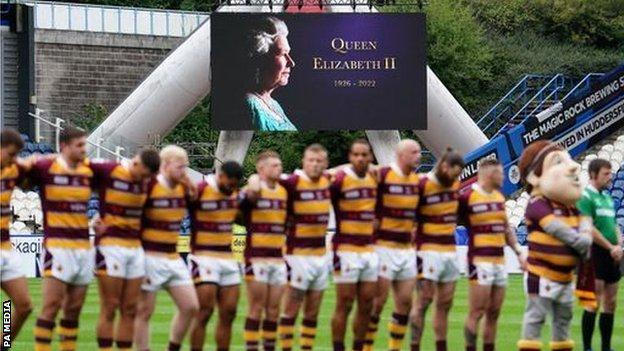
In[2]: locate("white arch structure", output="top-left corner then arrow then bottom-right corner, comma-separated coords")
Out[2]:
88,3 -> 487,178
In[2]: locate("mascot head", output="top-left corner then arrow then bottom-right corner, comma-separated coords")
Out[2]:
518,140 -> 582,206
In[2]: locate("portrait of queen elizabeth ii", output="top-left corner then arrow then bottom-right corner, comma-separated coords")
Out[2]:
243,16 -> 297,131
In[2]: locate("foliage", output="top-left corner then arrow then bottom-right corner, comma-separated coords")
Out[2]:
465,0 -> 624,48
68,103 -> 108,132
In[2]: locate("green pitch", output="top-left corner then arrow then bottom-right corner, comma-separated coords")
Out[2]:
2,276 -> 623,350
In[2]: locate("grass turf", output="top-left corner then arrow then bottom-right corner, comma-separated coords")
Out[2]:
2,276 -> 623,350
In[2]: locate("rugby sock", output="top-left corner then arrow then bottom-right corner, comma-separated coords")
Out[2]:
244,318 -> 261,351
517,340 -> 543,351
582,310 -> 596,350
466,346 -> 476,351
352,339 -> 365,351
278,316 -> 295,351
58,319 -> 79,351
436,339 -> 447,351
333,341 -> 345,351
97,337 -> 113,351
363,314 -> 379,351
34,318 -> 55,351
300,318 -> 318,351
550,340 -> 574,351
599,313 -> 614,351
388,312 -> 409,351
261,319 -> 278,351
116,340 -> 133,351
411,344 -> 420,351
167,341 -> 181,351
483,343 -> 495,351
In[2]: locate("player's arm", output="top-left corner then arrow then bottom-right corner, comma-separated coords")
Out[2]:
180,172 -> 199,201
505,222 -> 527,270
577,193 -> 621,259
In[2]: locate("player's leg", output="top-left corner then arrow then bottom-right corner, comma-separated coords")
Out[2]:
167,284 -> 200,350
116,277 -> 142,351
332,283 -> 357,351
215,284 -> 240,351
58,284 -> 89,351
299,289 -> 324,351
190,283 -> 217,351
464,283 -> 491,351
482,285 -> 505,351
35,277 -> 66,351
599,281 -> 618,351
582,278 -> 603,351
363,277 -> 387,351
388,277 -> 415,351
134,290 -> 157,351
410,279 -> 435,351
433,281 -> 456,351
279,286 -> 306,351
96,275 -> 124,351
263,282 -> 286,351
352,281 -> 376,351
518,294 -> 548,351
245,280 -> 268,351
1,277 -> 33,341
550,298 -> 574,351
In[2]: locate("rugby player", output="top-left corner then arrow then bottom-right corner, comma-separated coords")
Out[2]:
460,158 -> 526,351
90,149 -> 160,351
240,151 -> 288,351
330,139 -> 378,351
134,145 -> 199,351
187,161 -> 244,351
410,148 -> 464,351
0,128 -> 33,344
277,144 -> 331,351
31,127 -> 94,351
363,139 -> 422,351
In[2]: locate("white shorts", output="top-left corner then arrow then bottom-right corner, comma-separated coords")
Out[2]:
142,254 -> 193,292
286,255 -> 330,291
95,245 -> 145,279
333,251 -> 379,284
42,247 -> 95,285
417,251 -> 460,283
0,248 -> 24,282
468,262 -> 508,287
189,254 -> 241,287
244,260 -> 287,286
376,246 -> 417,281
524,272 -> 574,303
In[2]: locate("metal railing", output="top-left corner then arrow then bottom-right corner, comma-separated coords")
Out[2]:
563,73 -> 604,100
21,0 -> 209,37
30,108 -> 127,161
475,75 -> 549,138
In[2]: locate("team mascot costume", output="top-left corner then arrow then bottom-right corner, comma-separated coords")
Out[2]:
516,140 -> 594,351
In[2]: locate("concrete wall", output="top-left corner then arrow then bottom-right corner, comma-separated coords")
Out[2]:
34,29 -> 182,121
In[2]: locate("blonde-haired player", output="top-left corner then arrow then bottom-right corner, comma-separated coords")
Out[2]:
134,145 -> 199,351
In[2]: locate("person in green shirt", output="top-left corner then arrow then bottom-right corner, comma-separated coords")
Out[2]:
577,158 -> 623,351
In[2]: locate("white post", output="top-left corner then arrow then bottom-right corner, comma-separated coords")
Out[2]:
34,108 -> 42,143
54,117 -> 64,152
115,146 -> 124,162
95,138 -> 103,158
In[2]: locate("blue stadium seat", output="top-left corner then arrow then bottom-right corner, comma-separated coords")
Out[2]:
617,208 -> 624,218
613,180 -> 624,190
26,142 -> 37,153
516,225 -> 528,245
454,226 -> 468,245
20,134 -> 30,142
613,198 -> 621,210
611,189 -> 624,200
